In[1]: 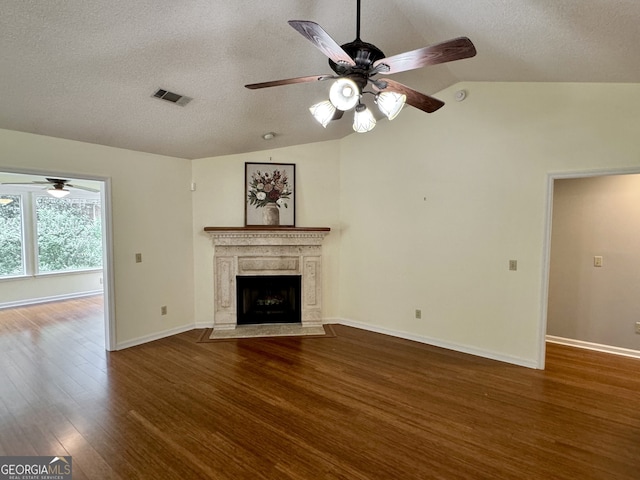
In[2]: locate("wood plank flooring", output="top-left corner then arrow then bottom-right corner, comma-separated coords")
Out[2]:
1,297 -> 639,479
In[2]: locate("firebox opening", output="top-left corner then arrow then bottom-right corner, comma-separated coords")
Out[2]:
236,275 -> 302,325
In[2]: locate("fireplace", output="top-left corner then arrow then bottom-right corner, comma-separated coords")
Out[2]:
205,227 -> 330,330
236,275 -> 301,325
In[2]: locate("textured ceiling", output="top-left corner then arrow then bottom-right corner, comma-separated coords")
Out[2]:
1,0 -> 639,160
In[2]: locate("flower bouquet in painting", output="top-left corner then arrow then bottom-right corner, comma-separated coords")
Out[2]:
247,169 -> 292,209
245,163 -> 295,226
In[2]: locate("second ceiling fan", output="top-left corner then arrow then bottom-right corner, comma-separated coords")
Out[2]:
246,0 -> 477,132
1,178 -> 99,198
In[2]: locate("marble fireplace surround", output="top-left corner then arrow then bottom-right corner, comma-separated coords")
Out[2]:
204,227 -> 330,330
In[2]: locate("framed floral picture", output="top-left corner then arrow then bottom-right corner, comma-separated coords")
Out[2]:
245,162 -> 295,227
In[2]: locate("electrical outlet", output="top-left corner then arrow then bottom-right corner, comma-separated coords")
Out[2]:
415,309 -> 422,319
594,256 -> 603,267
161,306 -> 167,315
635,322 -> 640,334
135,253 -> 142,263
509,260 -> 517,271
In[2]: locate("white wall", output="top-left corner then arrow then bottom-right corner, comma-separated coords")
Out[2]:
548,175 -> 640,351
191,141 -> 342,326
0,129 -> 195,346
338,82 -> 640,367
0,271 -> 102,308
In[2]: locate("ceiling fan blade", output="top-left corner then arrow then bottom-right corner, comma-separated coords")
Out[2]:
288,21 -> 356,67
373,37 -> 476,75
245,75 -> 333,90
2,179 -> 63,187
67,184 -> 100,193
1,181 -> 46,186
375,79 -> 444,113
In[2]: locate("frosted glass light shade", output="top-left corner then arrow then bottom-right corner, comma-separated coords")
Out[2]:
376,91 -> 406,120
48,187 -> 70,198
329,78 -> 360,111
309,100 -> 336,128
353,104 -> 376,133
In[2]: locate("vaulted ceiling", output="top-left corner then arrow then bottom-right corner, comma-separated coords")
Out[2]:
1,0 -> 639,159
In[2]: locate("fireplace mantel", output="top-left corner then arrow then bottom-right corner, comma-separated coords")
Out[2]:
204,227 -> 330,242
204,227 -> 330,232
205,227 -> 330,330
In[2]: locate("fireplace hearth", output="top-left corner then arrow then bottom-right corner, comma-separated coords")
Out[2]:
237,275 -> 301,325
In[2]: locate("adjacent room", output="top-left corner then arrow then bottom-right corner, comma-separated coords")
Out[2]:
1,0 -> 639,478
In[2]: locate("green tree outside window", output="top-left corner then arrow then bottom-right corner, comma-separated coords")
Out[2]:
0,195 -> 24,276
36,196 -> 102,272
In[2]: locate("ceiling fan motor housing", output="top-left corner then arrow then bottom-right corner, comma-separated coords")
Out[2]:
329,39 -> 385,80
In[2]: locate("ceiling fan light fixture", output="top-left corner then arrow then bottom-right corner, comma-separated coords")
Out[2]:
353,104 -> 376,133
48,186 -> 70,198
309,100 -> 336,128
376,91 -> 406,120
329,78 -> 360,111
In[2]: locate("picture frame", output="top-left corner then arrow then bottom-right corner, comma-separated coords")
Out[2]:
245,162 -> 295,227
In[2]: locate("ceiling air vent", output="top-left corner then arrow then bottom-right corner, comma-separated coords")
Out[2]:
152,88 -> 192,107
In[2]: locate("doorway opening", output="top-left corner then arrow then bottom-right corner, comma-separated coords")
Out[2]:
0,169 -> 115,350
541,168 -> 640,367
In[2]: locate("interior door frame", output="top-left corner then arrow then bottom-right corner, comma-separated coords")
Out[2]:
0,167 -> 116,350
538,166 -> 640,369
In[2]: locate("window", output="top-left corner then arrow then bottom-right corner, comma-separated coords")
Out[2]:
36,196 -> 102,273
0,195 -> 25,277
0,191 -> 102,279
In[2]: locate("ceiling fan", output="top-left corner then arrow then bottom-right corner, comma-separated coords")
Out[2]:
1,178 -> 99,198
245,0 -> 476,133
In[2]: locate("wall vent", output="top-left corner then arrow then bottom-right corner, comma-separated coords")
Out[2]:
152,88 -> 192,107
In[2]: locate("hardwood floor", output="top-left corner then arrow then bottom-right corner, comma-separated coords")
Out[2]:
1,297 -> 639,479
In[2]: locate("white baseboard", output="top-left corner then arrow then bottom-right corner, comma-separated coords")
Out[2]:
116,324 -> 196,350
117,317 -> 548,369
546,335 -> 640,360
326,318 -> 539,369
0,290 -> 103,310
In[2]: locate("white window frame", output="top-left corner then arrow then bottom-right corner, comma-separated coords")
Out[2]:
0,190 -> 27,279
